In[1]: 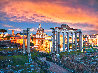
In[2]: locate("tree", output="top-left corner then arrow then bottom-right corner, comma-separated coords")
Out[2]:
30,43 -> 34,46
5,35 -> 11,40
0,29 -> 7,33
31,36 -> 33,41
0,29 -> 7,40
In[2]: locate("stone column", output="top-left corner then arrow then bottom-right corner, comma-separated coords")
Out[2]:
58,32 -> 60,53
23,30 -> 26,54
63,32 -> 65,52
71,32 -> 73,51
56,31 -> 58,53
79,31 -> 82,51
27,28 -> 30,54
51,35 -> 53,53
52,29 -> 55,53
67,32 -> 69,52
55,32 -> 56,53
75,32 -> 77,51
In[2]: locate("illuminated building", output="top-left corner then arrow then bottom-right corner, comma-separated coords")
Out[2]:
34,24 -> 47,51
83,35 -> 90,47
88,34 -> 98,46
10,33 -> 28,49
44,36 -> 52,53
12,30 -> 14,36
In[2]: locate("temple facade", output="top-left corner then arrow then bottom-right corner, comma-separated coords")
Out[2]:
51,24 -> 83,54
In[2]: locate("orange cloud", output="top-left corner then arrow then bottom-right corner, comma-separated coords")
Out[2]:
1,1 -> 97,25
73,25 -> 98,31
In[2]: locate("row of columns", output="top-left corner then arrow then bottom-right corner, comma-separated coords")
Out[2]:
52,29 -> 82,54
23,28 -> 32,62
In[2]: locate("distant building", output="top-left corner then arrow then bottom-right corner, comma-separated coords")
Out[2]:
12,30 -> 14,36
0,40 -> 18,49
36,24 -> 46,38
35,24 -> 47,45
31,24 -> 52,52
10,33 -> 28,49
83,35 -> 90,47
88,34 -> 98,46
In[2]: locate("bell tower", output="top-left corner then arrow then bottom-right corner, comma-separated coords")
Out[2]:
39,24 -> 41,28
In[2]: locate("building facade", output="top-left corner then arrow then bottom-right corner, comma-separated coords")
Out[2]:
88,34 -> 98,46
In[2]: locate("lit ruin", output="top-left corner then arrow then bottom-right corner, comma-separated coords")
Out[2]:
51,24 -> 82,54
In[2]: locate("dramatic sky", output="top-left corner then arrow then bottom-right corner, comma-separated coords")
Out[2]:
0,0 -> 98,35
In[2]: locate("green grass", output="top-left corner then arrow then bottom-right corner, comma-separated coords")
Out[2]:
0,56 -> 8,60
31,52 -> 38,59
0,54 -> 43,72
10,55 -> 28,66
0,54 -> 29,69
0,54 -> 28,66
85,48 -> 97,52
0,48 -> 18,51
59,50 -> 83,58
31,51 -> 42,59
0,49 -> 47,72
92,48 -> 98,52
85,49 -> 93,52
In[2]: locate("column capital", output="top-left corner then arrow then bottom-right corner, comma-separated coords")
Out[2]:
66,32 -> 69,34
58,31 -> 60,33
52,30 -> 55,33
62,31 -> 65,33
27,28 -> 30,31
74,31 -> 77,34
79,30 -> 82,33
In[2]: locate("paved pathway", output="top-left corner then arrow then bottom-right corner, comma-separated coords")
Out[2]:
40,57 -> 70,73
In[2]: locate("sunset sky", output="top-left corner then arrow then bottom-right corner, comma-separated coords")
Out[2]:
0,0 -> 98,35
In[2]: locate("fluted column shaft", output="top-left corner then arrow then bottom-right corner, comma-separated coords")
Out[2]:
58,32 -> 60,53
71,32 -> 73,50
75,32 -> 77,51
23,30 -> 25,54
79,31 -> 82,51
56,31 -> 58,53
51,35 -> 53,53
27,28 -> 30,54
63,32 -> 65,52
52,30 -> 55,53
67,32 -> 69,52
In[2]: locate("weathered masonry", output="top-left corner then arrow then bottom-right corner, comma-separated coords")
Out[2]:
50,24 -> 82,54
